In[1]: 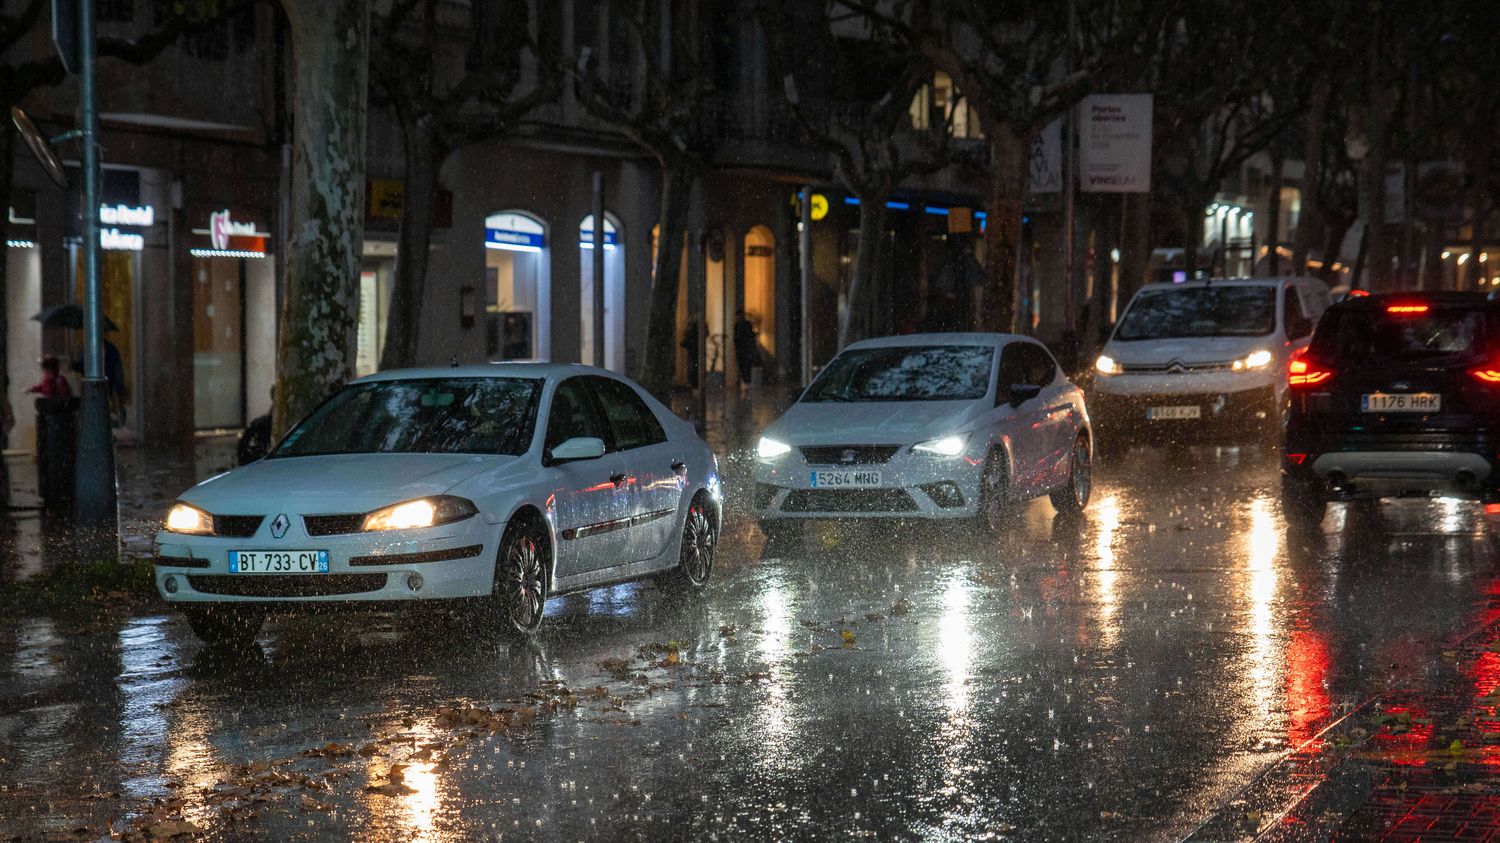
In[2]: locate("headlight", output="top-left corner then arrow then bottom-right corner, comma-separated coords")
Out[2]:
1095,355 -> 1122,376
1232,349 -> 1274,372
912,433 -> 969,456
164,502 -> 213,535
756,437 -> 792,459
362,496 -> 478,531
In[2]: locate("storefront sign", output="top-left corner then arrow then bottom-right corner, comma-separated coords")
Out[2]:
101,228 -> 144,251
100,203 -> 154,226
1028,119 -> 1063,194
485,226 -> 545,251
210,209 -> 259,249
1079,94 -> 1153,194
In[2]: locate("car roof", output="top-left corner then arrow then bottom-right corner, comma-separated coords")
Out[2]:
843,332 -> 1027,350
1332,291 -> 1500,311
1142,276 -> 1310,290
352,362 -> 628,384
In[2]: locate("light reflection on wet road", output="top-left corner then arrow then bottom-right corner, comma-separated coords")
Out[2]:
3,446 -> 1500,840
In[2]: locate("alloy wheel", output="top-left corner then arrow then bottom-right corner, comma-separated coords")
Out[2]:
681,505 -> 715,585
501,533 -> 546,631
1071,437 -> 1093,508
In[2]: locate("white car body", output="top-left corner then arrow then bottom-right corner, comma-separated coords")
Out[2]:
753,333 -> 1091,522
1090,277 -> 1331,442
153,364 -> 720,611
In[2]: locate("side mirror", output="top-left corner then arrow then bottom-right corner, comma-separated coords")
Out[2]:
549,436 -> 606,462
1008,383 -> 1042,408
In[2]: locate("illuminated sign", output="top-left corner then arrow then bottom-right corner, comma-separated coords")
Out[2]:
209,209 -> 259,250
99,204 -> 154,226
101,228 -> 144,251
809,193 -> 829,221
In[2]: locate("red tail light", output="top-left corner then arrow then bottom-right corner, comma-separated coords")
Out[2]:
1386,303 -> 1429,315
1288,349 -> 1332,388
1471,365 -> 1500,384
1285,453 -> 1308,465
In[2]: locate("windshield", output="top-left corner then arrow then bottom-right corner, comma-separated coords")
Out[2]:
802,345 -> 994,402
1311,307 -> 1493,362
1115,287 -> 1277,340
272,377 -> 543,458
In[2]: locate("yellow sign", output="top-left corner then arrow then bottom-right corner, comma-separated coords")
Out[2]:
809,193 -> 829,221
368,179 -> 405,220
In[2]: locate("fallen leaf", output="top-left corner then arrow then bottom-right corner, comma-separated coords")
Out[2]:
840,629 -> 856,648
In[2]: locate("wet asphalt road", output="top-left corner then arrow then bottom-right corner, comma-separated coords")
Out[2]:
4,446 -> 1500,841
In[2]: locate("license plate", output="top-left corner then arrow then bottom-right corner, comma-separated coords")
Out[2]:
1362,393 -> 1441,413
809,470 -> 882,488
1148,405 -> 1201,420
229,550 -> 329,574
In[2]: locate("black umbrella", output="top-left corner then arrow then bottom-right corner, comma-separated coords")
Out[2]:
32,305 -> 118,332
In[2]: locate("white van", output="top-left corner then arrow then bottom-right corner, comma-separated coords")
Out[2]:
1089,277 -> 1331,453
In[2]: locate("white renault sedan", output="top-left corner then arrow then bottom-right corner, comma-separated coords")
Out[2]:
154,365 -> 721,647
753,334 -> 1091,536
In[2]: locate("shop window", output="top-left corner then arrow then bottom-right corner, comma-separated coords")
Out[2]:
484,211 -> 547,361
743,225 -> 777,359
579,214 -> 624,371
908,71 -> 983,139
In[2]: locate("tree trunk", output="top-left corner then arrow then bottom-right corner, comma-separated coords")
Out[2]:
1118,189 -> 1151,312
640,165 -> 693,401
1292,74 -> 1329,271
0,122 -> 13,508
379,114 -> 441,371
274,0 -> 369,436
839,197 -> 889,349
1266,153 -> 1284,275
981,130 -> 1027,332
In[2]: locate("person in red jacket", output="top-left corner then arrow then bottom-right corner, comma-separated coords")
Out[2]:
27,356 -> 72,399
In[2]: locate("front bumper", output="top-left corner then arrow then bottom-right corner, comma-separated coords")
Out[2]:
753,445 -> 983,520
152,515 -> 499,604
1089,383 -> 1279,442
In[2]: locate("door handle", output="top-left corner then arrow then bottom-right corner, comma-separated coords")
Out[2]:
670,461 -> 687,476
609,472 -> 628,487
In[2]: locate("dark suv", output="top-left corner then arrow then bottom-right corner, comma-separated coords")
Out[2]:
1282,292 -> 1500,522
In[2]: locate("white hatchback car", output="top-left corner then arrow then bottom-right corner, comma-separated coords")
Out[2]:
753,334 -> 1092,535
154,365 -> 721,647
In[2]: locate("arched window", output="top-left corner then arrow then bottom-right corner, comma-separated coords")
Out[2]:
484,211 -> 550,361
744,225 -> 777,358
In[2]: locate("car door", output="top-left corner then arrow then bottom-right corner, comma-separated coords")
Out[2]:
587,376 -> 680,563
996,342 -> 1047,495
543,377 -> 633,579
1022,343 -> 1078,488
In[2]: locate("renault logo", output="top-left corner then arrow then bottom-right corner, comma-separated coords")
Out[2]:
270,513 -> 290,539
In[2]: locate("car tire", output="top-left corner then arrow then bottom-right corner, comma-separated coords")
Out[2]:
486,516 -> 549,638
969,448 -> 1013,535
1050,434 -> 1093,517
660,495 -> 717,593
184,605 -> 264,649
1281,475 -> 1326,530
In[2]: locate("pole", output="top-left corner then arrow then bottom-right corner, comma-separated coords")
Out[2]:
74,0 -> 118,553
798,186 -> 812,386
1062,0 -> 1077,362
590,171 -> 605,368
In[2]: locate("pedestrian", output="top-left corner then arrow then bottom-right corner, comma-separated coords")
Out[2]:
237,386 -> 275,466
733,309 -> 761,386
103,337 -> 127,426
680,319 -> 700,388
26,356 -> 72,400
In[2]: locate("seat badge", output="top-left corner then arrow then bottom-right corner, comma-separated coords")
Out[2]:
270,513 -> 290,539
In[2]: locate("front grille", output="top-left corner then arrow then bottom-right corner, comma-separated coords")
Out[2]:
1120,361 -> 1234,374
187,574 -> 387,597
782,489 -> 918,513
154,555 -> 209,569
800,445 -> 901,465
303,514 -> 366,536
213,515 -> 264,538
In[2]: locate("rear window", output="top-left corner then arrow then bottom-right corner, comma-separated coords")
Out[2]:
1311,307 -> 1494,362
1114,286 -> 1277,340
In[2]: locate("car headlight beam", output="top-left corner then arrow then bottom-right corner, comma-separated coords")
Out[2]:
1232,349 -> 1274,372
912,433 -> 969,456
362,496 -> 478,532
756,437 -> 792,460
1095,355 -> 1122,376
164,502 -> 214,535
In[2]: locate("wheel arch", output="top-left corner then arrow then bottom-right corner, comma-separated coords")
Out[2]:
500,502 -> 555,587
